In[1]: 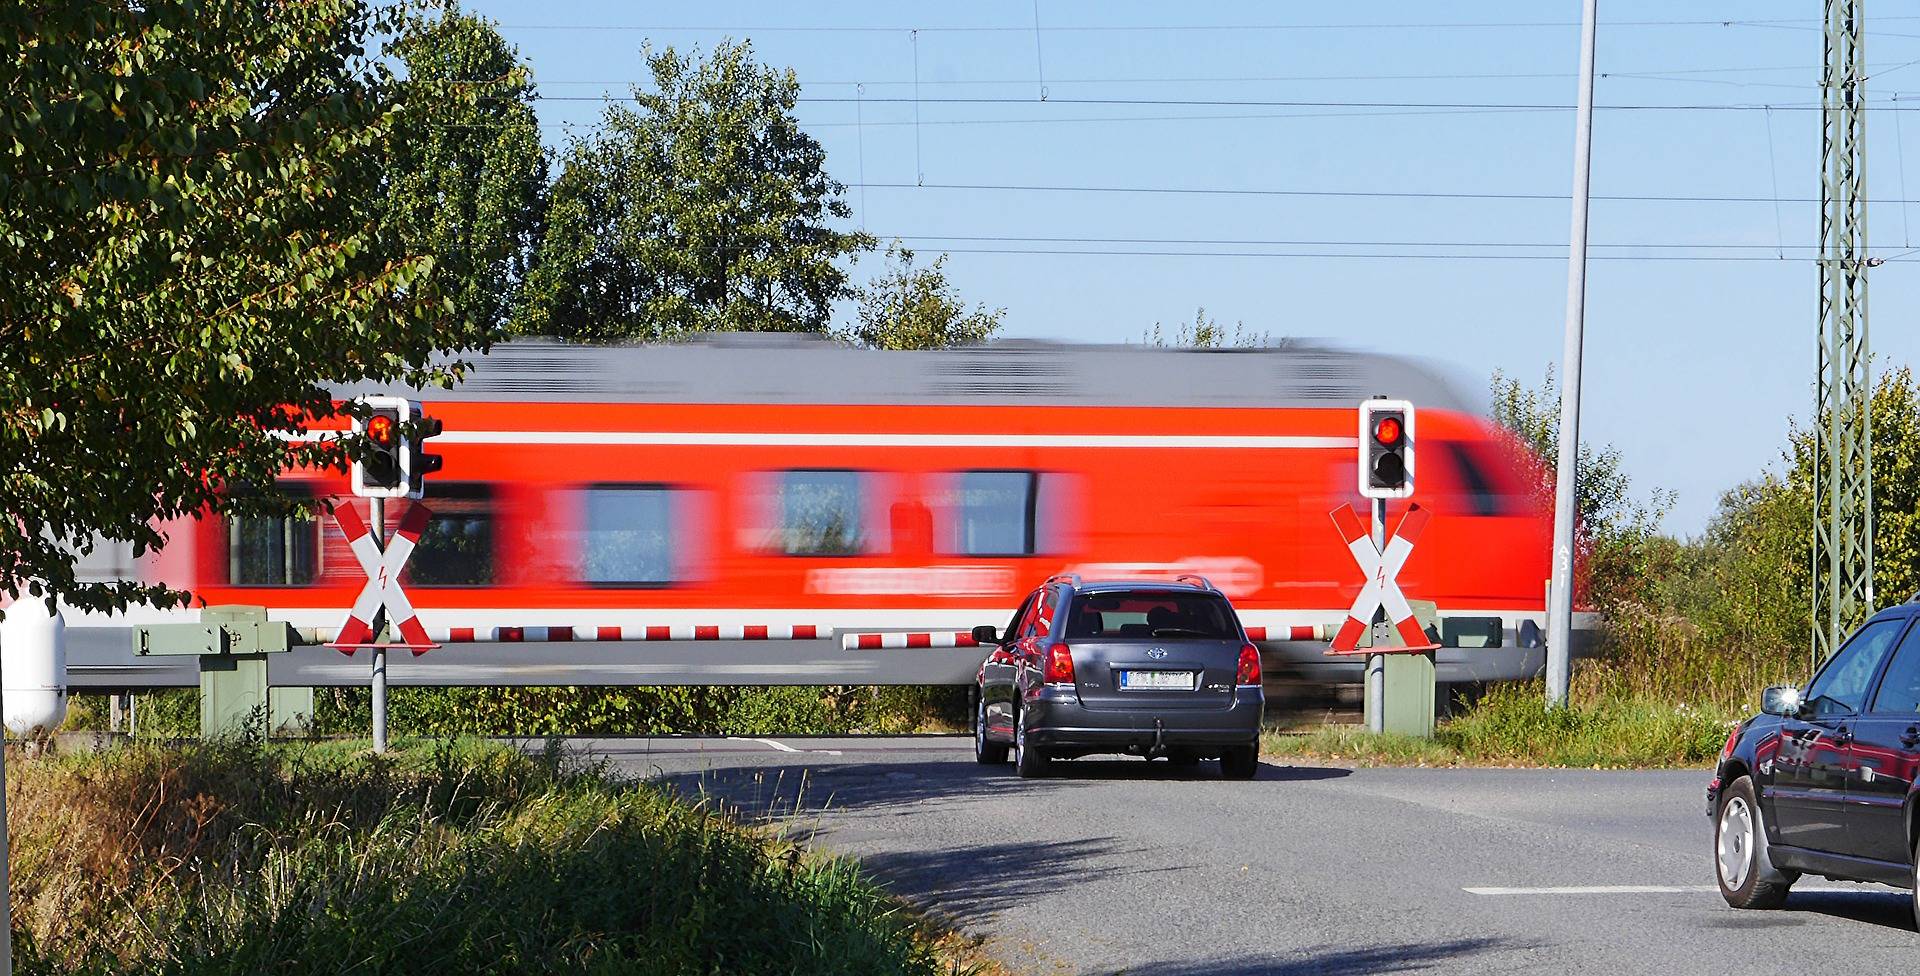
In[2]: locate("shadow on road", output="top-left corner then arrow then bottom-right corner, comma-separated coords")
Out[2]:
862,837 -> 1190,917
646,757 -> 1351,822
1784,888 -> 1916,932
1093,937 -> 1531,975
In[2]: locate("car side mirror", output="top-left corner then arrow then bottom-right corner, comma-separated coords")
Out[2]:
971,625 -> 1000,644
1761,685 -> 1802,718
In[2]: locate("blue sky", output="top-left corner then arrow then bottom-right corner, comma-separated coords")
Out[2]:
461,0 -> 1920,536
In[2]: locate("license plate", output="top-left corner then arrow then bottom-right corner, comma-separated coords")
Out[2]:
1119,670 -> 1196,691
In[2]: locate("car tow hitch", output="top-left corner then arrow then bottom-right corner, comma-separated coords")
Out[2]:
1149,718 -> 1167,758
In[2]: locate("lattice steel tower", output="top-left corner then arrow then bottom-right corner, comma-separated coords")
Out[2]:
1814,0 -> 1874,663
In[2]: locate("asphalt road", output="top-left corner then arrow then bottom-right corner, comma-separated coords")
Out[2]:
560,736 -> 1918,976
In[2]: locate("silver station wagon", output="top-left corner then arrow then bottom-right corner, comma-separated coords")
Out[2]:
971,575 -> 1265,779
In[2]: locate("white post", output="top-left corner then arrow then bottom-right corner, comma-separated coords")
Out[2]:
369,496 -> 388,754
1547,0 -> 1600,707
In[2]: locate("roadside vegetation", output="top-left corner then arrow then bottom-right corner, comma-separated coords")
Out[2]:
9,737 -> 982,975
1265,683 -> 1736,769
65,685 -> 968,739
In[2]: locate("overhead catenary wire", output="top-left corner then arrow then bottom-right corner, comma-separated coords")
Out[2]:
844,180 -> 1920,206
528,92 -> 1920,111
494,17 -> 1920,34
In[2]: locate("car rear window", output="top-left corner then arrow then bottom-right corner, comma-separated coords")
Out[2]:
1065,591 -> 1239,640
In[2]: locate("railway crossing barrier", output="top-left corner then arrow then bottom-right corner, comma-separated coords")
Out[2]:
133,604 -> 308,738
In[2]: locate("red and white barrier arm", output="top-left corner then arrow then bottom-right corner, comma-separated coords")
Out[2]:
841,632 -> 981,650
1243,625 -> 1336,642
306,623 -> 828,644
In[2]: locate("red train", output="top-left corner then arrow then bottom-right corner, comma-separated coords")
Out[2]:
106,337 -> 1570,683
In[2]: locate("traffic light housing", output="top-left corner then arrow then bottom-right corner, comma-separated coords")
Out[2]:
351,398 -> 406,497
407,412 -> 443,498
350,396 -> 442,499
1359,399 -> 1415,500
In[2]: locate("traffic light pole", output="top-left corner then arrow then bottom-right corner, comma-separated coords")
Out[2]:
1367,497 -> 1386,734
368,496 -> 388,754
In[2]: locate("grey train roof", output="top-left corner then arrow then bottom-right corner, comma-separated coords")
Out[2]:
331,335 -> 1475,412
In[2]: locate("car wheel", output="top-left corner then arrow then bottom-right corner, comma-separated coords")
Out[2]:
1716,775 -> 1792,909
1014,704 -> 1049,778
974,693 -> 1008,765
1219,744 -> 1259,780
1911,834 -> 1920,927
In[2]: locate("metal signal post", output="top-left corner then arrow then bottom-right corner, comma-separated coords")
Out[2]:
344,394 -> 445,752
1357,399 -> 1417,731
368,497 -> 388,753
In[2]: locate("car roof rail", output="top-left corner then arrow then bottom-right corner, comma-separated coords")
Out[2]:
1045,573 -> 1084,589
1174,575 -> 1218,591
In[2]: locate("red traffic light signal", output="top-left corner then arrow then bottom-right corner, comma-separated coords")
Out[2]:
366,413 -> 396,447
1373,415 -> 1403,446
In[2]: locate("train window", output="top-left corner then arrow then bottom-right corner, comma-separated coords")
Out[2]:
228,485 -> 318,586
944,471 -> 1038,556
778,470 -> 867,556
408,484 -> 494,586
583,485 -> 677,586
1437,441 -> 1524,517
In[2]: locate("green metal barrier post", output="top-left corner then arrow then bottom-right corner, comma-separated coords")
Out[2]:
132,605 -> 296,739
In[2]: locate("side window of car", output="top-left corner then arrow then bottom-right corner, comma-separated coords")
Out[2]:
1028,587 -> 1059,638
1804,617 -> 1907,717
1004,593 -> 1037,644
1870,622 -> 1920,714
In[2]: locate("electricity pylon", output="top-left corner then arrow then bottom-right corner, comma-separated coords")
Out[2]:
1813,0 -> 1874,664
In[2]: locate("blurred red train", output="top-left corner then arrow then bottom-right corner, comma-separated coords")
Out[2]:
102,337 -> 1569,682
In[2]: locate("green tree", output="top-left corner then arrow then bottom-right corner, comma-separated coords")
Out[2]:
1142,307 -> 1273,348
1489,366 -> 1673,607
844,242 -> 1004,350
518,40 -> 872,341
385,1 -> 547,334
0,1 -> 493,612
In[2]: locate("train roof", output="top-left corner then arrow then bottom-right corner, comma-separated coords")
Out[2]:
332,335 -> 1475,412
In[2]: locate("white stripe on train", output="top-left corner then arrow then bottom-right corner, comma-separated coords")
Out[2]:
289,430 -> 1357,450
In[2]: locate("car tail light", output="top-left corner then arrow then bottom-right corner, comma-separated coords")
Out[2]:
1237,643 -> 1262,685
1045,643 -> 1075,684
1720,725 -> 1741,761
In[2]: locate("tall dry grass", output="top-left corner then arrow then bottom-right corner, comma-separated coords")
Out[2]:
7,738 -> 972,975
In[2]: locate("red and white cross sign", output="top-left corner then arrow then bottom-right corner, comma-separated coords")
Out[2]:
1328,503 -> 1438,653
331,502 -> 435,654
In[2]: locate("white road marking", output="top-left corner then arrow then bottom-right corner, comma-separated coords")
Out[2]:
1464,884 -> 1868,896
726,737 -> 842,756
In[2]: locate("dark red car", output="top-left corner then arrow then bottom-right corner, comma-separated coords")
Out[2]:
1709,603 -> 1920,916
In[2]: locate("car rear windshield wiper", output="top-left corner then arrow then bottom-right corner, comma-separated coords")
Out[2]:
1150,627 -> 1216,638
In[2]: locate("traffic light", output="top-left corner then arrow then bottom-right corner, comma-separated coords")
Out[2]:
407,411 -> 443,498
349,396 -> 441,499
351,398 -> 406,497
1358,399 -> 1415,500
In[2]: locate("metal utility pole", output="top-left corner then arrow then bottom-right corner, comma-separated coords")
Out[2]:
1546,0 -> 1598,706
1814,0 -> 1874,665
369,496 -> 389,754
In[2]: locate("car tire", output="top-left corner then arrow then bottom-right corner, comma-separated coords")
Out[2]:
974,694 -> 1008,765
1219,744 -> 1259,780
1716,775 -> 1793,909
1014,704 -> 1049,779
1911,834 -> 1920,927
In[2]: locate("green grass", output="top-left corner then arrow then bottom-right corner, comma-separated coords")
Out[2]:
1263,682 -> 1741,769
10,737 -> 982,975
